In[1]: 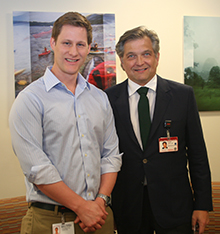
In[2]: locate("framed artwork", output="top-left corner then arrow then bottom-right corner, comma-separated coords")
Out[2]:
184,16 -> 220,111
13,11 -> 116,97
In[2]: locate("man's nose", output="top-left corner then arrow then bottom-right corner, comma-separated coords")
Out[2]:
69,44 -> 78,56
136,56 -> 144,65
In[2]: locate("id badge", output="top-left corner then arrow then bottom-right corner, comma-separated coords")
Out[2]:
52,222 -> 75,234
159,137 -> 178,153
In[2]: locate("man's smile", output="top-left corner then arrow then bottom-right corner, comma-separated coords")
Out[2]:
134,68 -> 148,72
66,58 -> 79,62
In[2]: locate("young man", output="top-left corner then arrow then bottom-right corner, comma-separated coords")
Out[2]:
105,26 -> 212,234
9,12 -> 121,234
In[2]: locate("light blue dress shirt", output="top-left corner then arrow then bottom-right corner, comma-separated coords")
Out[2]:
9,67 -> 122,205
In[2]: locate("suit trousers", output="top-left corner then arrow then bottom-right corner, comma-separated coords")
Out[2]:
117,186 -> 193,234
20,205 -> 114,234
140,186 -> 193,234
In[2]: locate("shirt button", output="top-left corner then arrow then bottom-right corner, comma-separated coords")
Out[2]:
143,159 -> 148,164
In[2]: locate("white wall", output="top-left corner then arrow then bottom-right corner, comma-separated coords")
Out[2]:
1,0 -> 220,199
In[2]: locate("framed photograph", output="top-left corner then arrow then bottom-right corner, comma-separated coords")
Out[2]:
184,16 -> 220,111
13,11 -> 116,97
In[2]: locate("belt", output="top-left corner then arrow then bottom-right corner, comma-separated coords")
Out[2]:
31,202 -> 73,213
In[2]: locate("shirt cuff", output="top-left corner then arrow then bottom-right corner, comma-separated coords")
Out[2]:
101,153 -> 122,175
28,164 -> 62,185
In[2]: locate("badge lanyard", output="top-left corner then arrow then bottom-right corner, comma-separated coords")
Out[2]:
164,120 -> 172,138
52,212 -> 75,234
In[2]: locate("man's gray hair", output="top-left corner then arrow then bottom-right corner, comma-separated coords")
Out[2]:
115,26 -> 160,58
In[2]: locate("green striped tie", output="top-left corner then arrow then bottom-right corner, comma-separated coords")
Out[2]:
137,87 -> 151,150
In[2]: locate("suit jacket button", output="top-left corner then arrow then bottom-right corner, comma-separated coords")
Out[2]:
143,159 -> 148,164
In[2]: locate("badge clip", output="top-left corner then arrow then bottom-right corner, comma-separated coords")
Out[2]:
164,120 -> 171,139
61,213 -> 65,225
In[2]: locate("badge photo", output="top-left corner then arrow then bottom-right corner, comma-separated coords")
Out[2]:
159,137 -> 178,153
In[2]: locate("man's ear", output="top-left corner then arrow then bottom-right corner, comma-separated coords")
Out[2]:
87,44 -> 91,55
50,37 -> 55,50
120,58 -> 125,71
156,52 -> 160,63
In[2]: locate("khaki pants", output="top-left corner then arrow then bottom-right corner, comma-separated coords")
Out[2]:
20,205 -> 114,234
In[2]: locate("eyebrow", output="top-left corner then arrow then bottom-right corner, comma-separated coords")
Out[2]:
125,49 -> 152,56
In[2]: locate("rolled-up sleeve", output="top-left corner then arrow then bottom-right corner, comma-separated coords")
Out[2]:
9,91 -> 62,185
100,95 -> 122,175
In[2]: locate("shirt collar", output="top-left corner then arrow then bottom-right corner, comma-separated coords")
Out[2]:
43,67 -> 90,92
128,74 -> 157,97
43,67 -> 60,92
77,72 -> 90,91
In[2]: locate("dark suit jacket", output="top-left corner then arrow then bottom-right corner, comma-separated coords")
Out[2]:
105,75 -> 212,232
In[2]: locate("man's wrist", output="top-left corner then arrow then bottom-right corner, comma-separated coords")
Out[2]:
96,193 -> 111,206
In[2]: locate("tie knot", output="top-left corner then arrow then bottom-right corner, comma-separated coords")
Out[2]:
137,87 -> 148,95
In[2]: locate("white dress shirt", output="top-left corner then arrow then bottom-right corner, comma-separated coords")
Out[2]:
128,75 -> 157,149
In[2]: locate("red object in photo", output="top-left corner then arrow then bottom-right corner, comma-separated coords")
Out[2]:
38,50 -> 51,57
88,61 -> 116,90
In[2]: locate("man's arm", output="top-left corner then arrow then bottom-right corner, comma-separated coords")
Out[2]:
95,172 -> 118,207
36,181 -> 108,232
186,87 -> 212,211
98,172 -> 118,196
75,172 -> 118,232
186,87 -> 212,233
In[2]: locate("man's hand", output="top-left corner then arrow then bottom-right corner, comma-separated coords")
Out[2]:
74,199 -> 108,232
192,210 -> 209,234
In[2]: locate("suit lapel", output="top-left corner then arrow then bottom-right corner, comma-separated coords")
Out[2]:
113,76 -> 171,150
114,80 -> 140,148
149,76 -> 171,140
